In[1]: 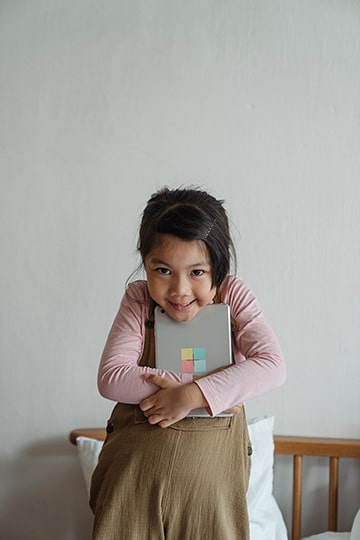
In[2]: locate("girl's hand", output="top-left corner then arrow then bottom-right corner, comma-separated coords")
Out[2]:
140,374 -> 208,428
223,404 -> 243,414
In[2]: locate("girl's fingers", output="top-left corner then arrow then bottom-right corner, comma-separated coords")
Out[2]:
144,373 -> 171,388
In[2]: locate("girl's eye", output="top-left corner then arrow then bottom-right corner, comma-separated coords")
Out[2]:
192,269 -> 204,276
156,267 -> 171,275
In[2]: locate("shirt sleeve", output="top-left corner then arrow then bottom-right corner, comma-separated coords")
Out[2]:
194,276 -> 286,416
97,281 -> 193,404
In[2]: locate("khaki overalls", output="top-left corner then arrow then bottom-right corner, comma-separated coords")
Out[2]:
90,299 -> 251,540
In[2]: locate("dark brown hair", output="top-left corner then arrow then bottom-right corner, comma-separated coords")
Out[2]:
137,187 -> 236,287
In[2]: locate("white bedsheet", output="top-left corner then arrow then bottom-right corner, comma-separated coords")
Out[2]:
303,533 -> 350,540
303,507 -> 360,540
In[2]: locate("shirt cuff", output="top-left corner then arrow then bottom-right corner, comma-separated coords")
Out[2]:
181,373 -> 193,384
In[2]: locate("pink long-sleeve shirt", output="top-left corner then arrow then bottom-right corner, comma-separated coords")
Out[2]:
98,275 -> 286,416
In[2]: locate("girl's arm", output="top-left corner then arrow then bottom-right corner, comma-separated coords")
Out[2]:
193,276 -> 286,416
97,281 -> 193,404
139,275 -> 285,426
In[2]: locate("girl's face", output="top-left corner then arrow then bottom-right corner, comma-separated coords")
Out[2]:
144,234 -> 216,322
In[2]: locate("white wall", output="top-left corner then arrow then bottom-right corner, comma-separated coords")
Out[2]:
1,1 -> 359,538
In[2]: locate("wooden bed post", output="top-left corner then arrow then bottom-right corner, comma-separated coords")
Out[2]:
291,452 -> 340,537
292,454 -> 303,540
328,456 -> 339,531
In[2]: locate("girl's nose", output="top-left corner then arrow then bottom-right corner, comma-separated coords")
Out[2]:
169,275 -> 190,297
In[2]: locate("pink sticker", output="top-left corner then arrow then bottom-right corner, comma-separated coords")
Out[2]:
182,360 -> 194,373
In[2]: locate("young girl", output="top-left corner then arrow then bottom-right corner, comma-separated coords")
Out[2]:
90,187 -> 286,540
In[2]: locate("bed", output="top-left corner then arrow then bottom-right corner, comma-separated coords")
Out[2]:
69,416 -> 360,540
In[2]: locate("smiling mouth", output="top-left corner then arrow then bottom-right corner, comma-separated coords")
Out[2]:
169,300 -> 196,310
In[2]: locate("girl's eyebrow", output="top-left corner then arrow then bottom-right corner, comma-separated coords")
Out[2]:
149,257 -> 210,267
148,258 -> 170,266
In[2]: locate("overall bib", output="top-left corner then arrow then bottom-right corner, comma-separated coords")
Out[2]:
90,301 -> 251,540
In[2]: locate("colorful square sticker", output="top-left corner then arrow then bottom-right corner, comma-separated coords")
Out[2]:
194,359 -> 207,373
181,348 -> 194,361
193,347 -> 206,360
182,360 -> 194,373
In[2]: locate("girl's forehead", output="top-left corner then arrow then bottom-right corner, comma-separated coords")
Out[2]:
147,234 -> 210,263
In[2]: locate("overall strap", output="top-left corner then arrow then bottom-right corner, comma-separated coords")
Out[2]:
214,288 -> 239,332
139,300 -> 157,368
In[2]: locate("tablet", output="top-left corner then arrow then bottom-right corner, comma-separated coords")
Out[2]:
154,303 -> 233,417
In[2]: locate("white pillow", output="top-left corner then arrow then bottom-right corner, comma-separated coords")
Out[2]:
76,416 -> 287,539
76,436 -> 103,495
247,416 -> 288,540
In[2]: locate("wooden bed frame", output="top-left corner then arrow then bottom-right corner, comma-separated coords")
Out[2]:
274,435 -> 360,540
70,429 -> 360,540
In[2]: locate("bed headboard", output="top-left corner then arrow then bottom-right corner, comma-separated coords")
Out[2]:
274,435 -> 360,540
69,429 -> 360,540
